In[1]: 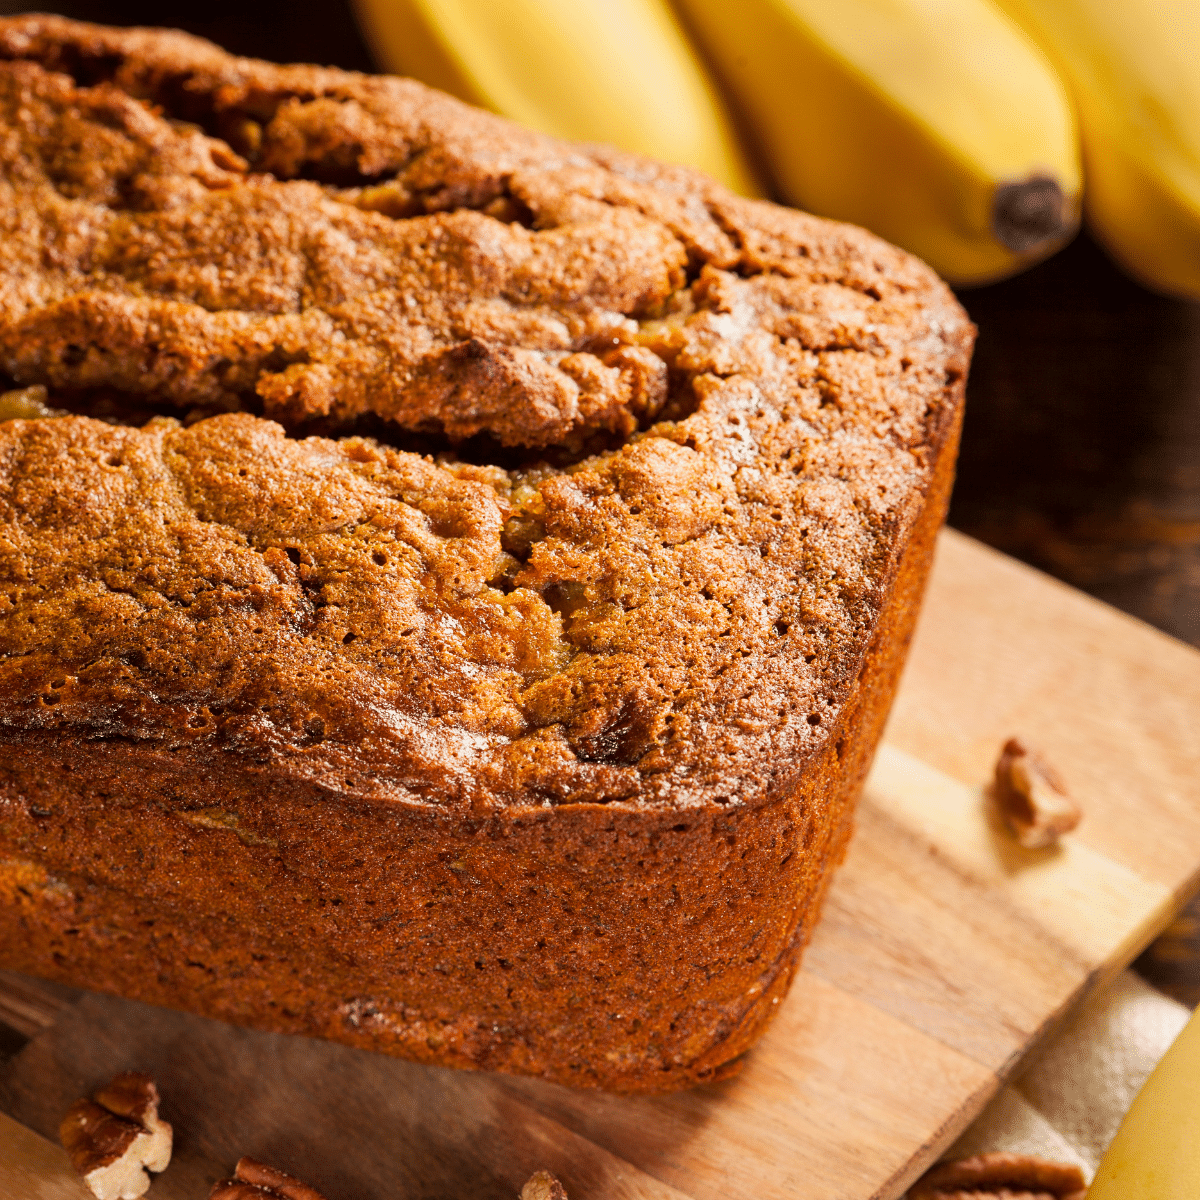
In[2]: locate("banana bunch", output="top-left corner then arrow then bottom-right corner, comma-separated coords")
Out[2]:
351,0 -> 762,196
353,0 -> 1200,295
989,0 -> 1200,298
675,0 -> 1078,286
1087,1004 -> 1200,1198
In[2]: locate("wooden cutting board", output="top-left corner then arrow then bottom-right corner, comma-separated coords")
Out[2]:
2,529 -> 1199,1200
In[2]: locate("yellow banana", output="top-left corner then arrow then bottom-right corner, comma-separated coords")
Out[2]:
351,0 -> 763,196
673,0 -> 1082,285
989,0 -> 1200,299
1087,1005 -> 1200,1198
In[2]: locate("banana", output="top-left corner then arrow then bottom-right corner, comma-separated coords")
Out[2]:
351,0 -> 762,196
1087,1005 -> 1200,1198
672,0 -> 1082,285
988,0 -> 1200,299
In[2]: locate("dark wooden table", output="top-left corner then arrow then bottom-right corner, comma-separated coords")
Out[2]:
0,0 -> 1196,1030
954,234 -> 1200,651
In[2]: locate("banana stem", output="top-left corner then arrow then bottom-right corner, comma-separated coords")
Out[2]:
992,175 -> 1077,253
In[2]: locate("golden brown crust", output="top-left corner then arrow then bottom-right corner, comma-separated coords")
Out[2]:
0,15 -> 971,811
0,397 -> 961,1091
0,16 -> 973,1090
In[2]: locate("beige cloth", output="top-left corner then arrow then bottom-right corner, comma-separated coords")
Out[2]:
933,970 -> 1191,1183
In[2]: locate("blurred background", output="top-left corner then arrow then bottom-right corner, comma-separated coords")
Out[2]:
1,0 -> 1197,999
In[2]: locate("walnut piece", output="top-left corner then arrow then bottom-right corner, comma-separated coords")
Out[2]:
59,1073 -> 173,1200
0,383 -> 63,420
521,1171 -> 568,1200
993,738 -> 1082,848
909,1152 -> 1087,1199
209,1157 -> 329,1200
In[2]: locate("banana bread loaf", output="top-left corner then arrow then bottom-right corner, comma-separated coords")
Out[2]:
0,15 -> 973,1092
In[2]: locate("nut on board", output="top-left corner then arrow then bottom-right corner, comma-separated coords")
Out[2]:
909,1151 -> 1087,1199
209,1157 -> 329,1200
59,1073 -> 173,1200
521,1171 -> 569,1200
994,737 -> 1082,848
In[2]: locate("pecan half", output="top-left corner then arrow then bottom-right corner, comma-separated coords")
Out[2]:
59,1073 -> 173,1200
209,1157 -> 328,1200
521,1171 -> 569,1200
994,738 -> 1082,848
910,1152 -> 1086,1200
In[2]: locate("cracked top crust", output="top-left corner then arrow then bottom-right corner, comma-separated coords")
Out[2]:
0,16 -> 973,813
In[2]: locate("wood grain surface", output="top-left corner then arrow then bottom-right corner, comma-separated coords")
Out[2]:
1,530 -> 1198,1200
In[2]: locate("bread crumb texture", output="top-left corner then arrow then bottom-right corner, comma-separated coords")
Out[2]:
0,16 -> 972,812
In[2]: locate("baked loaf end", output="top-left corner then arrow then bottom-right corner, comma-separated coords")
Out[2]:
0,15 -> 973,1091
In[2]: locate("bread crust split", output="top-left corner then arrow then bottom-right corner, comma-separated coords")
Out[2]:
0,15 -> 972,1091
